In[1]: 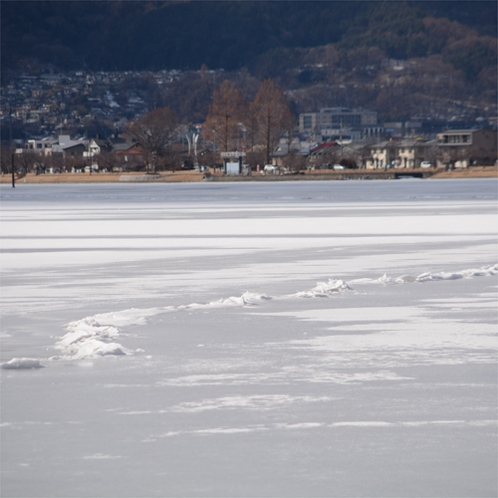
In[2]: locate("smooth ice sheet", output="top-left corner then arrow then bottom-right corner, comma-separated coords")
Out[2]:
1,179 -> 497,497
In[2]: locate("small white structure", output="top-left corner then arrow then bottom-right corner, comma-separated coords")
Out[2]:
221,151 -> 246,176
225,162 -> 240,175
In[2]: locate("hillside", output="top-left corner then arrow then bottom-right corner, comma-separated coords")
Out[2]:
1,0 -> 496,80
1,1 -> 496,127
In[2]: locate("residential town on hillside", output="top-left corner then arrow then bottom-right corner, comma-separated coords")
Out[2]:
2,68 -> 496,141
1,69 -> 497,176
1,70 -> 184,139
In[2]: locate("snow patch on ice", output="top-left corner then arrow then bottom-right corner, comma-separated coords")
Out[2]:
332,421 -> 393,427
354,264 -> 498,285
1,358 -> 45,369
55,317 -> 130,360
151,418 -> 497,439
291,279 -> 352,298
159,372 -> 274,387
90,309 -> 154,327
83,453 -> 123,460
183,291 -> 271,310
160,431 -> 184,438
276,422 -> 324,429
159,368 -> 411,387
170,394 -> 332,413
195,427 -> 265,435
160,426 -> 270,437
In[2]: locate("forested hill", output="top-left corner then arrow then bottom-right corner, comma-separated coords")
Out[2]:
1,0 -> 496,80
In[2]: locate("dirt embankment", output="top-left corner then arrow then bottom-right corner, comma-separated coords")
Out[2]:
429,167 -> 498,179
1,167 -> 496,185
0,170 -> 205,184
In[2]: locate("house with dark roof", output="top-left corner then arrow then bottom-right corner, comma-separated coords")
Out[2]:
85,137 -> 114,158
114,143 -> 144,171
307,142 -> 338,168
51,135 -> 88,159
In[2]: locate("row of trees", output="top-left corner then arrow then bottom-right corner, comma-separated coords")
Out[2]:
0,146 -> 123,175
128,79 -> 294,172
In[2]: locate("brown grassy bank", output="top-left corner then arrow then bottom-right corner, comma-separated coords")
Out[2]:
1,166 -> 496,185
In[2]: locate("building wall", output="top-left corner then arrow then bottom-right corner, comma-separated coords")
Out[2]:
367,142 -> 433,169
300,108 -> 378,133
473,130 -> 497,153
25,139 -> 56,156
367,144 -> 396,169
436,129 -> 496,150
436,129 -> 497,166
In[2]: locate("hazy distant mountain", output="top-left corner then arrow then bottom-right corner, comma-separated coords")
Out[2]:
1,0 -> 496,78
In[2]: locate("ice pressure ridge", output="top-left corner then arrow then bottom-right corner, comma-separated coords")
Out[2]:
51,292 -> 273,361
2,264 -> 496,366
52,263 -> 498,361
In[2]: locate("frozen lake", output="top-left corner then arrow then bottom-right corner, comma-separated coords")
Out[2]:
1,179 -> 497,497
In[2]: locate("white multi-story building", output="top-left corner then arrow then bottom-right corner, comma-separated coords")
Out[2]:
25,137 -> 59,156
23,135 -> 88,159
299,107 -> 379,138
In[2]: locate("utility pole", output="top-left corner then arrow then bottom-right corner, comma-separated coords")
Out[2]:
86,130 -> 92,176
11,151 -> 15,188
9,103 -> 15,188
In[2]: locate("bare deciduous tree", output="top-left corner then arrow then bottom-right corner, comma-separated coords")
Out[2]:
15,150 -> 38,175
202,80 -> 246,153
127,107 -> 178,173
95,150 -> 119,172
249,79 -> 293,165
280,150 -> 306,172
0,146 -> 14,174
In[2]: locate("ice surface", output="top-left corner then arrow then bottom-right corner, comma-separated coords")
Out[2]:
1,179 -> 497,497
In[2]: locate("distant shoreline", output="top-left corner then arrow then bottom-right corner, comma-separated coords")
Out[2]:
1,167 -> 496,185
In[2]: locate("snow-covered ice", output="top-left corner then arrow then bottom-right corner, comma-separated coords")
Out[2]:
1,179 -> 497,497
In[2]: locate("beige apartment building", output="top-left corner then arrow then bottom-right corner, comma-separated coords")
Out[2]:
436,129 -> 497,167
366,130 -> 497,169
366,139 -> 435,169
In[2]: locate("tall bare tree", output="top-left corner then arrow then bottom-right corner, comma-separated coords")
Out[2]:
0,146 -> 14,175
202,80 -> 246,153
95,150 -> 119,172
249,79 -> 293,165
127,107 -> 178,173
14,150 -> 37,175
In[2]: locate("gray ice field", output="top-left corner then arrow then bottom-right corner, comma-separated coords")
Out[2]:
1,179 -> 497,497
